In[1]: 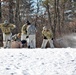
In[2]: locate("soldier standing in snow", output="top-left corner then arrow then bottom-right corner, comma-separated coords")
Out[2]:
21,21 -> 29,47
0,20 -> 16,48
27,21 -> 37,48
41,26 -> 54,48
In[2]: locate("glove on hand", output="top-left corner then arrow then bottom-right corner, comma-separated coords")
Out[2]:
44,36 -> 47,39
52,38 -> 53,40
21,40 -> 27,44
26,36 -> 29,38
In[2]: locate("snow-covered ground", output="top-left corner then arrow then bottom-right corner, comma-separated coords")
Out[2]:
56,33 -> 76,48
0,48 -> 76,75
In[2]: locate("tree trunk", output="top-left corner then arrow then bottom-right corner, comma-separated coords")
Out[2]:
53,0 -> 57,39
0,0 -> 3,47
57,0 -> 61,36
61,0 -> 65,33
9,0 -> 14,23
15,0 -> 20,33
46,2 -> 54,33
35,0 -> 39,27
0,0 -> 2,23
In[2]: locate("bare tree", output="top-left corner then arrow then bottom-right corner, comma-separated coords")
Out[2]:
9,0 -> 14,23
53,0 -> 57,39
0,0 -> 2,22
15,0 -> 20,33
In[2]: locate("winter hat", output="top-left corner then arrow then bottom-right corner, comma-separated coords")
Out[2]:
4,20 -> 9,25
26,20 -> 31,25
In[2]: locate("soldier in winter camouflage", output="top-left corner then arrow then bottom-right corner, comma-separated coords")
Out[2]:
41,26 -> 54,48
21,24 -> 27,40
0,20 -> 16,48
21,21 -> 29,47
11,33 -> 22,48
27,21 -> 37,48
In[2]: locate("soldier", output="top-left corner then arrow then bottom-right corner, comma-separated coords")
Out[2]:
12,33 -> 21,42
27,21 -> 37,48
0,20 -> 16,48
41,26 -> 54,48
11,33 -> 22,48
21,21 -> 29,47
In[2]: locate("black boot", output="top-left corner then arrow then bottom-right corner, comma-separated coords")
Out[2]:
22,44 -> 25,48
28,45 -> 30,48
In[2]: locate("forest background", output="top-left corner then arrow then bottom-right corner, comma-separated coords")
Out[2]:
0,0 -> 76,47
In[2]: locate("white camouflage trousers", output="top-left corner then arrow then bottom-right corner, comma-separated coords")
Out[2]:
21,34 -> 29,46
3,33 -> 12,48
21,34 -> 27,41
41,39 -> 54,48
28,35 -> 36,48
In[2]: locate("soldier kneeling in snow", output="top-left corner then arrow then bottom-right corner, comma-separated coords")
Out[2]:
0,20 -> 16,48
41,26 -> 54,48
11,33 -> 22,48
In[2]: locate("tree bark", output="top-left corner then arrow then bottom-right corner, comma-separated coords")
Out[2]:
46,1 -> 54,34
57,0 -> 61,36
53,0 -> 57,39
0,0 -> 2,23
61,0 -> 65,33
9,0 -> 14,23
15,0 -> 20,33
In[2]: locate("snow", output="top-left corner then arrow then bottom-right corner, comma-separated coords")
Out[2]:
64,10 -> 72,14
0,48 -> 76,75
56,33 -> 76,48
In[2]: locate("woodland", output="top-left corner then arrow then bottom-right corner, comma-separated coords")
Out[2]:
0,0 -> 76,47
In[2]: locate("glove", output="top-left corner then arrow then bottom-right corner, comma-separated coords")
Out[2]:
8,39 -> 11,41
28,45 -> 30,48
26,36 -> 29,38
52,38 -> 53,40
44,36 -> 47,39
21,40 -> 27,44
